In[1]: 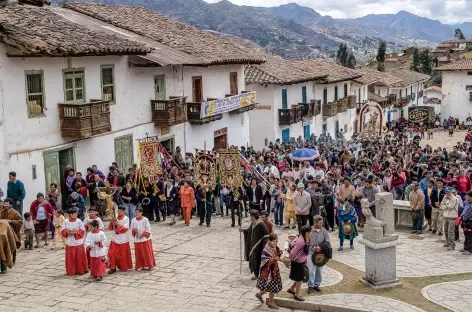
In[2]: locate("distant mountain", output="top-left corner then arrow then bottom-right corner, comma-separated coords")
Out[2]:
62,0 -> 443,61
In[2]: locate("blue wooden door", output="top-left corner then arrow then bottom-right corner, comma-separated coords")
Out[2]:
302,86 -> 307,104
304,125 -> 310,139
282,128 -> 290,143
282,89 -> 288,109
387,111 -> 391,122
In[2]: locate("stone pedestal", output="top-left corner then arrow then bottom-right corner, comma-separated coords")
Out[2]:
359,238 -> 402,289
375,192 -> 395,235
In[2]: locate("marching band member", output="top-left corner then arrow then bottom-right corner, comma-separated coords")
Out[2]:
131,207 -> 156,270
85,220 -> 107,281
61,207 -> 87,276
107,206 -> 133,274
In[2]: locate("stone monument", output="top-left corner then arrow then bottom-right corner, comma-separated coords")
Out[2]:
359,192 -> 402,289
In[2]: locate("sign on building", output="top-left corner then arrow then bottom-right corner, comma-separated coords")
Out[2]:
408,106 -> 435,123
200,91 -> 256,118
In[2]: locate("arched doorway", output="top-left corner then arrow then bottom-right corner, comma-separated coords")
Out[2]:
358,101 -> 383,134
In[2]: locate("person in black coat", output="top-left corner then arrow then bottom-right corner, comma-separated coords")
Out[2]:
430,180 -> 446,234
246,178 -> 263,212
108,169 -> 125,187
89,174 -> 105,207
138,177 -> 154,221
229,186 -> 244,227
165,179 -> 179,225
196,184 -> 213,227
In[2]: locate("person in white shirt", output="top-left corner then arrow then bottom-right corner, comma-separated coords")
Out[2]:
85,220 -> 107,281
61,207 -> 88,276
107,206 -> 132,274
131,207 -> 156,270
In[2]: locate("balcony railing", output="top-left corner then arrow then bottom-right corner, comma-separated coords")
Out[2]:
323,102 -> 338,118
341,98 -> 348,112
58,100 -> 111,139
151,96 -> 187,127
347,95 -> 356,109
278,105 -> 304,126
187,102 -> 223,124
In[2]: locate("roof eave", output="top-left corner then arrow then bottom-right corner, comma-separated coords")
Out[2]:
7,51 -> 150,57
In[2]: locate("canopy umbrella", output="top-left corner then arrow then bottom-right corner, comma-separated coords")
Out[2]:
291,148 -> 320,161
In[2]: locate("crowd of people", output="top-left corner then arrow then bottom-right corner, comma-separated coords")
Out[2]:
1,120 -> 472,308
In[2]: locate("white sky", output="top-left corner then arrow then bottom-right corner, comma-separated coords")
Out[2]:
203,0 -> 472,24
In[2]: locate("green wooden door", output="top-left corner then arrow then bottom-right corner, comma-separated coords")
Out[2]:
44,151 -> 61,192
154,75 -> 166,100
114,135 -> 134,172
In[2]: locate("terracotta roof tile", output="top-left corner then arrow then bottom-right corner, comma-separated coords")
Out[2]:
293,60 -> 362,84
0,4 -> 151,56
387,69 -> 430,87
436,60 -> 472,71
425,86 -> 442,93
368,92 -> 387,103
65,3 -> 265,66
355,68 -> 401,86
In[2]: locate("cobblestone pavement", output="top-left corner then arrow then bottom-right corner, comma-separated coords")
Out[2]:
421,280 -> 472,312
332,230 -> 472,277
419,129 -> 466,151
0,216 -> 342,312
305,294 -> 426,312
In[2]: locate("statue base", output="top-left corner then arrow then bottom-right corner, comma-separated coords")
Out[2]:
359,237 -> 402,289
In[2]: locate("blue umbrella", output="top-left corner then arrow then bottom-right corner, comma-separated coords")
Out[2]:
291,148 -> 319,161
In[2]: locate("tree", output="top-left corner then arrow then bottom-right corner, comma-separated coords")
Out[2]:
419,50 -> 433,75
336,43 -> 349,66
347,54 -> 357,69
410,47 -> 420,72
455,28 -> 466,40
376,41 -> 386,72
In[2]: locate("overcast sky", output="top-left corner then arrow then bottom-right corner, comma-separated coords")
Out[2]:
204,0 -> 472,24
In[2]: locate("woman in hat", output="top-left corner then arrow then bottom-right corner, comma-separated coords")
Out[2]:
336,197 -> 358,251
29,193 -> 55,248
255,233 -> 282,309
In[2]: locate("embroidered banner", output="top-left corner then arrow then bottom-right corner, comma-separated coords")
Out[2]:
218,149 -> 242,187
195,150 -> 217,188
200,91 -> 256,118
137,136 -> 163,182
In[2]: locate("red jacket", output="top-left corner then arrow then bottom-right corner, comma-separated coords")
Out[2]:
30,200 -> 55,221
391,176 -> 405,188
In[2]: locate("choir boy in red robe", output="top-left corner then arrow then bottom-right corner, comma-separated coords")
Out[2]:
83,207 -> 104,267
85,220 -> 107,281
107,205 -> 132,274
61,207 -> 87,276
130,207 -> 155,270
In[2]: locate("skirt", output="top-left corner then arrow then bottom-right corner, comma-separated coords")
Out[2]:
256,271 -> 282,293
289,261 -> 305,282
34,219 -> 49,234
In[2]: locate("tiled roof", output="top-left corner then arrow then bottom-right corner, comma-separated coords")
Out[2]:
65,3 -> 265,66
368,92 -> 387,103
436,60 -> 472,71
425,86 -> 442,93
294,60 -> 362,84
0,4 -> 151,56
245,55 -> 327,85
387,69 -> 430,87
18,0 -> 51,6
355,68 -> 401,86
438,56 -> 451,63
442,39 -> 472,44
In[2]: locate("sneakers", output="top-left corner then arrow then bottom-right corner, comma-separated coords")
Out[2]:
307,287 -> 315,294
314,286 -> 321,292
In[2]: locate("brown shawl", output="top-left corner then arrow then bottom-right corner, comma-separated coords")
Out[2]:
0,208 -> 22,245
0,220 -> 18,268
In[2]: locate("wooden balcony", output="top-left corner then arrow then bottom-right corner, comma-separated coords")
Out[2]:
151,96 -> 187,127
340,98 -> 348,112
394,97 -> 408,108
58,100 -> 111,139
347,95 -> 356,109
323,102 -> 338,118
187,102 -> 222,124
278,105 -> 303,126
312,100 -> 321,116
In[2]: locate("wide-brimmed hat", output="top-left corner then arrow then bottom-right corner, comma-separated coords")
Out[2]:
288,231 -> 297,238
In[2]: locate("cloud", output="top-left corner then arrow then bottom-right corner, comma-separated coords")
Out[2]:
203,0 -> 472,24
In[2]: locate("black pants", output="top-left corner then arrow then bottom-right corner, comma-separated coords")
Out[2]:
308,215 -> 314,227
455,225 -> 460,241
231,201 -> 241,226
325,203 -> 335,230
464,231 -> 472,252
143,201 -> 154,221
154,201 -> 166,221
198,202 -> 212,225
296,215 -> 308,234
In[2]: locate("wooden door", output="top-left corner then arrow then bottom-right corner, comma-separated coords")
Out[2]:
304,125 -> 310,139
282,89 -> 288,109
230,72 -> 238,95
114,134 -> 134,172
302,86 -> 307,104
282,128 -> 290,143
214,135 -> 227,150
58,148 -> 75,208
192,76 -> 203,102
154,75 -> 166,100
43,151 -> 61,192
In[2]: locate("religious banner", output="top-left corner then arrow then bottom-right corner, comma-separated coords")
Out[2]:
200,91 -> 256,118
195,150 -> 217,187
137,136 -> 163,182
218,149 -> 242,187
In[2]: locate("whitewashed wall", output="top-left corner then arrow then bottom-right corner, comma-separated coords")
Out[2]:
441,71 -> 472,121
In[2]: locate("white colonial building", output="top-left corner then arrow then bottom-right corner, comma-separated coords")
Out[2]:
246,57 -> 363,149
437,60 -> 472,121
0,2 -> 263,207
423,86 -> 442,115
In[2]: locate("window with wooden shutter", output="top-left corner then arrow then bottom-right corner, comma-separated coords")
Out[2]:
101,65 -> 115,103
344,83 -> 348,97
154,75 -> 166,100
25,70 -> 45,118
192,76 -> 203,102
323,88 -> 328,105
334,86 -> 338,100
63,69 -> 85,103
230,72 -> 238,95
282,88 -> 288,109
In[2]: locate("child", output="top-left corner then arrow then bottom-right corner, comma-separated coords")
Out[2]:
22,212 -> 34,250
280,231 -> 297,268
130,207 -> 155,271
85,220 -> 107,281
61,207 -> 88,276
107,206 -> 132,274
83,207 -> 104,266
52,211 -> 66,250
